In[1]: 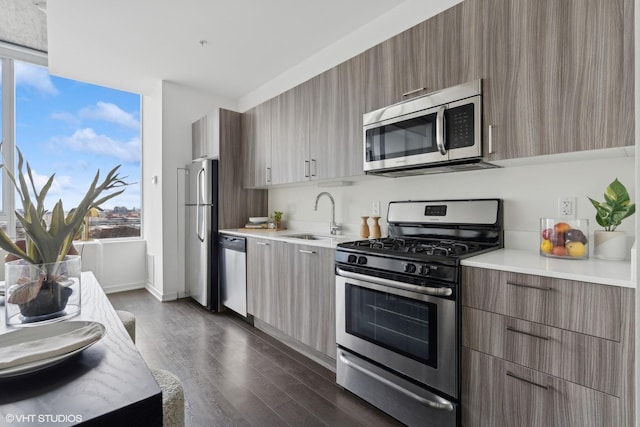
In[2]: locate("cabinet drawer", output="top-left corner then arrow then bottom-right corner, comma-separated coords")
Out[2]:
462,307 -> 621,396
462,348 -> 620,427
462,267 -> 621,340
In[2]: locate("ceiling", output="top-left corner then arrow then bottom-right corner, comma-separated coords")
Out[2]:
46,0 -> 406,101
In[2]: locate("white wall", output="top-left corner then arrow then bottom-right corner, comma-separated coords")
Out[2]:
142,82 -> 236,300
142,81 -> 165,299
271,153 -> 636,255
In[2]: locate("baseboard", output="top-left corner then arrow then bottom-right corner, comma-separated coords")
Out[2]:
144,283 -> 178,302
253,318 -> 336,372
101,282 -> 146,294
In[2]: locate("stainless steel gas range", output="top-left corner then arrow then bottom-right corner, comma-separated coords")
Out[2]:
335,199 -> 503,427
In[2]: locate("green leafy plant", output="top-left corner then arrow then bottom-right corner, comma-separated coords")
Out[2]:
0,148 -> 128,303
587,178 -> 636,231
271,211 -> 283,222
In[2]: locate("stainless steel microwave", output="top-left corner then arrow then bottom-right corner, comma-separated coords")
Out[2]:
363,79 -> 491,177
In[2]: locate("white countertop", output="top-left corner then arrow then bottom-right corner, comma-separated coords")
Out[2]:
220,230 -> 636,288
219,228 -> 359,248
461,249 -> 636,288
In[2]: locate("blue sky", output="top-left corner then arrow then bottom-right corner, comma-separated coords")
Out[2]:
11,61 -> 141,211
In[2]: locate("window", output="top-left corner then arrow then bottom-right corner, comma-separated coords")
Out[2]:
1,52 -> 141,240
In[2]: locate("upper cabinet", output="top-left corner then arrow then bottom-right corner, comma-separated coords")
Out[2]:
246,56 -> 365,187
309,55 -> 365,180
364,0 -> 483,112
270,83 -> 311,184
483,0 -> 634,161
241,100 -> 272,188
241,0 -> 634,187
192,112 -> 219,160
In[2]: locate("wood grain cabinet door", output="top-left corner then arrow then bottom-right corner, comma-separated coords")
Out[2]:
482,0 -> 633,161
246,238 -> 288,331
462,348 -> 621,427
364,0 -> 482,113
462,267 -> 621,341
462,307 -> 621,396
288,245 -> 336,357
241,102 -> 272,188
363,23 -> 427,112
270,84 -> 311,184
309,56 -> 365,180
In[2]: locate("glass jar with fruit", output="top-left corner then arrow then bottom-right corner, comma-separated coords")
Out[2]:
540,219 -> 589,259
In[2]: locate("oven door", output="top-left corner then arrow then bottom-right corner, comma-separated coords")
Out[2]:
335,268 -> 457,398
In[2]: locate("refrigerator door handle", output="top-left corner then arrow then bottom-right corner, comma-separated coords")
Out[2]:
196,167 -> 205,242
197,206 -> 205,242
197,167 -> 206,205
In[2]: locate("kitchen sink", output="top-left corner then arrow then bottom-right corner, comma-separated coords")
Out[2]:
286,234 -> 333,241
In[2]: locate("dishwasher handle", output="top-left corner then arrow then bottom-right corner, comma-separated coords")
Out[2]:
219,234 -> 246,252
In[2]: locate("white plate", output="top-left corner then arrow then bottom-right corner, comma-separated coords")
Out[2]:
0,321 -> 106,378
248,217 -> 269,223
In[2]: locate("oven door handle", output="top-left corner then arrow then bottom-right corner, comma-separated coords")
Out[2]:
338,350 -> 455,412
336,268 -> 453,297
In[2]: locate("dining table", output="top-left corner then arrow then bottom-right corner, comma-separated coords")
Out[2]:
0,271 -> 162,426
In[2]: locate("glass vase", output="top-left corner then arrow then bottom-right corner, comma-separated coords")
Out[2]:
5,255 -> 81,327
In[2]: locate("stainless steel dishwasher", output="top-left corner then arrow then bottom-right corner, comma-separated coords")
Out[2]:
218,234 -> 247,316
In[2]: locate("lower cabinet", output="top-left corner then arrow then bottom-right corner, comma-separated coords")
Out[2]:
462,348 -> 620,427
246,237 -> 336,358
461,266 -> 634,426
288,244 -> 336,357
246,238 -> 287,331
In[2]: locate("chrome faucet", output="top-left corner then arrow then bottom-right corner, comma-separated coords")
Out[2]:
314,191 -> 341,235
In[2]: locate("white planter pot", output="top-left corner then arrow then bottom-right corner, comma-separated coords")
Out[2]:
593,230 -> 627,261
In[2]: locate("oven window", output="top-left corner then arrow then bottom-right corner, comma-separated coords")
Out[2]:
365,114 -> 437,161
345,283 -> 437,368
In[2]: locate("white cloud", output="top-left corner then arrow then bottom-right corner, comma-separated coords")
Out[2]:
50,111 -> 80,126
79,102 -> 140,129
26,169 -> 73,199
58,128 -> 140,163
14,62 -> 58,96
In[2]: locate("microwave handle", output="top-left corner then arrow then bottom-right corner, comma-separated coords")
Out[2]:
436,105 -> 446,155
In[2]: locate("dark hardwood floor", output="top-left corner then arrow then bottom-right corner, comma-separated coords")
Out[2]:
107,290 -> 404,427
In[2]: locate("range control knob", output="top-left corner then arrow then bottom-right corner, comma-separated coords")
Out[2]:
404,263 -> 417,274
347,254 -> 357,264
357,256 -> 368,265
420,265 -> 430,276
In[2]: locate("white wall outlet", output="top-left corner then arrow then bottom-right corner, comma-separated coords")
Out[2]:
558,196 -> 577,218
372,201 -> 380,217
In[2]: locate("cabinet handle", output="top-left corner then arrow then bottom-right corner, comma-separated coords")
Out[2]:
266,167 -> 272,183
256,242 -> 270,246
299,249 -> 316,254
506,371 -> 549,390
402,87 -> 426,97
304,160 -> 310,178
311,159 -> 317,177
506,281 -> 551,291
488,124 -> 494,154
506,326 -> 550,341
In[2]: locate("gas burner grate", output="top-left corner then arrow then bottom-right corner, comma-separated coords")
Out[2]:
344,237 -> 484,258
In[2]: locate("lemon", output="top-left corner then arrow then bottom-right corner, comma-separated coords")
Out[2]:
540,239 -> 553,254
566,241 -> 586,258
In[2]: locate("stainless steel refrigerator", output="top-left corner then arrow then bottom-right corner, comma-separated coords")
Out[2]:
185,159 -> 220,310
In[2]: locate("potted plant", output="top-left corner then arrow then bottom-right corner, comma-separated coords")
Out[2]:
271,211 -> 283,230
1,149 -> 128,325
588,178 -> 636,260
